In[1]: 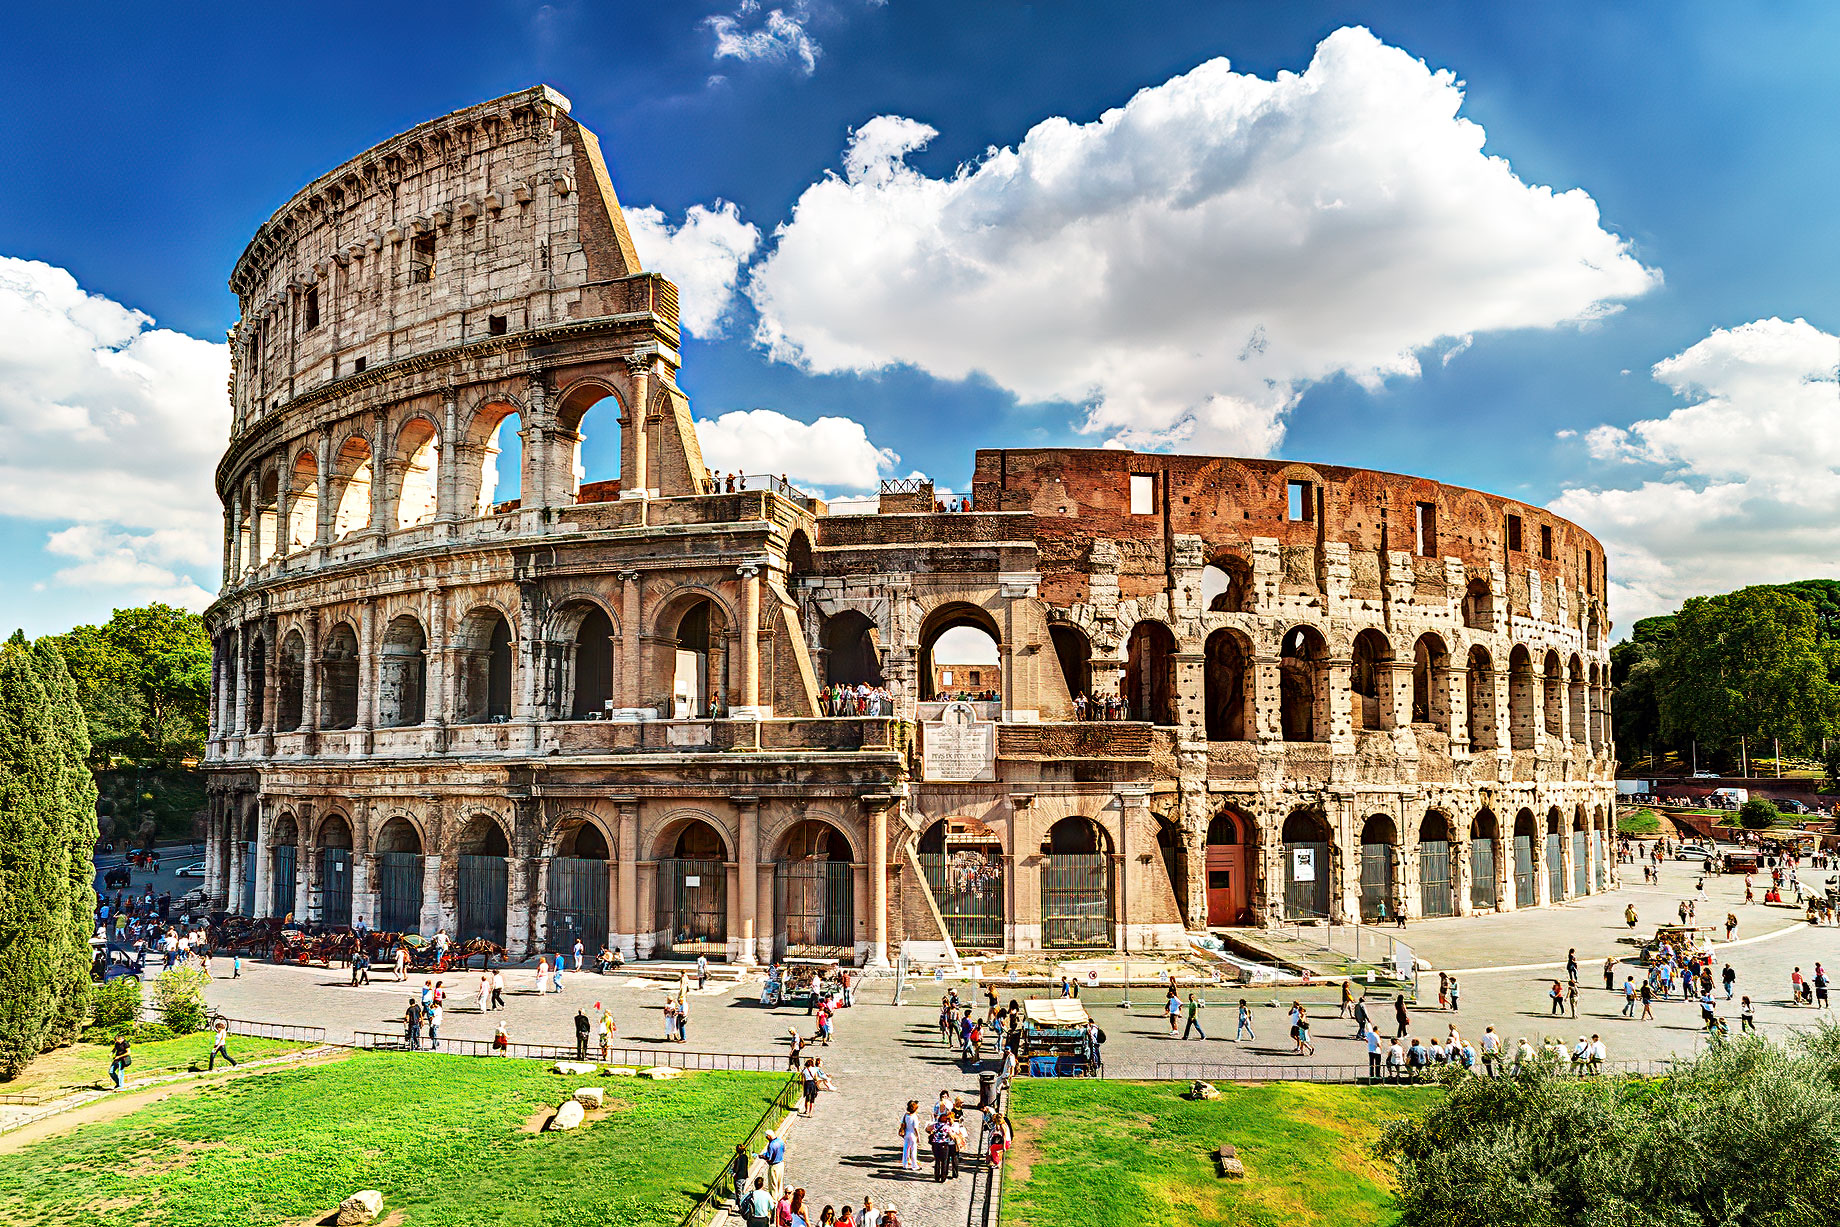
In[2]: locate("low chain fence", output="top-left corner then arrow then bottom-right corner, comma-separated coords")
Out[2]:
680,1073 -> 801,1227
350,1031 -> 781,1070
1149,1057 -> 1683,1084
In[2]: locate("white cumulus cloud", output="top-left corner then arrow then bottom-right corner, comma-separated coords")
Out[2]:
0,256 -> 228,610
1551,317 -> 1840,628
694,408 -> 897,490
705,1 -> 820,76
746,26 -> 1659,454
625,200 -> 762,336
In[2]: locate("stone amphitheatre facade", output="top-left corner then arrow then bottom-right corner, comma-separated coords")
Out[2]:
201,87 -> 1617,965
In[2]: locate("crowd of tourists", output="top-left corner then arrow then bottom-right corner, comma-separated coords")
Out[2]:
819,684 -> 893,716
1071,693 -> 1132,720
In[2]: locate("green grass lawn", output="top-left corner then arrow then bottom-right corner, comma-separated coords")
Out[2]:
1617,808 -> 1661,835
999,1079 -> 1435,1227
0,1051 -> 786,1227
1,1033 -> 307,1102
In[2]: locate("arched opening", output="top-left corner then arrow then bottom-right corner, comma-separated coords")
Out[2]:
456,815 -> 510,946
1512,809 -> 1537,908
566,605 -> 616,719
378,615 -> 427,728
238,811 -> 256,915
1350,628 -> 1391,731
256,470 -> 280,563
1359,815 -> 1398,922
1280,625 -> 1329,742
376,816 -> 425,934
1470,809 -> 1498,911
319,622 -> 359,730
1545,807 -> 1565,901
1205,809 -> 1253,927
318,814 -> 353,927
1282,809 -> 1331,919
1466,646 -> 1497,749
917,819 -> 1005,948
1125,620 -> 1177,724
476,407 -> 525,515
245,635 -> 268,733
1201,555 -> 1251,613
331,435 -> 373,539
1593,804 -> 1608,891
668,599 -> 726,718
456,609 -> 513,724
1507,646 -> 1536,751
1042,816 -> 1113,947
1568,656 -> 1588,746
270,815 -> 298,918
1204,629 -> 1253,741
394,417 -> 441,529
548,820 -> 611,956
288,451 -> 319,551
822,610 -> 884,688
555,384 -> 624,503
656,819 -> 728,958
1543,651 -> 1564,738
277,630 -> 305,733
1412,633 -> 1450,730
1586,606 -> 1603,652
1156,816 -> 1187,925
922,606 -> 1001,702
776,820 -> 856,955
786,529 -> 815,576
1418,811 -> 1455,918
219,647 -> 238,738
1572,807 -> 1590,897
1049,623 -> 1092,706
1462,578 -> 1494,631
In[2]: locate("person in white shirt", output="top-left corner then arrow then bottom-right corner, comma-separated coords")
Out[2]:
1513,1037 -> 1535,1072
1588,1034 -> 1607,1072
1385,1039 -> 1405,1082
1480,1026 -> 1501,1077
1366,1027 -> 1383,1079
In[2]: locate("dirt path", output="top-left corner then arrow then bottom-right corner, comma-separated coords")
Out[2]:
0,1047 -> 347,1155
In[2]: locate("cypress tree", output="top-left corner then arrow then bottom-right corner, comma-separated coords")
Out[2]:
0,637 -> 62,1075
34,640 -> 97,1048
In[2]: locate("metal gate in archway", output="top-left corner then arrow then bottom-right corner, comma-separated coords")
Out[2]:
1470,839 -> 1496,910
548,857 -> 609,955
1572,831 -> 1589,897
1041,854 -> 1112,948
1419,839 -> 1454,917
1284,842 -> 1330,919
777,860 -> 855,954
379,852 -> 424,934
656,858 -> 726,958
1546,833 -> 1565,901
241,842 -> 256,915
1514,835 -> 1536,907
273,844 -> 297,918
1594,831 -> 1608,890
1359,844 -> 1395,922
457,855 -> 509,945
918,850 -> 1004,949
319,848 -> 352,926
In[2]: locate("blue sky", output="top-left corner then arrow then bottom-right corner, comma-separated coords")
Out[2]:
1,1 -> 1836,636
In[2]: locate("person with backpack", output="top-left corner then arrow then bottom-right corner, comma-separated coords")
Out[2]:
738,1176 -> 774,1227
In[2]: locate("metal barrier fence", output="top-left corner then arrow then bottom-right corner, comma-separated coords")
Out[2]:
680,1073 -> 801,1227
221,1017 -> 327,1043
1150,1057 -> 1683,1083
351,1031 -> 781,1071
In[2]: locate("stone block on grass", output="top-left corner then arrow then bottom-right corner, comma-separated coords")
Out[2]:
552,1060 -> 597,1075
575,1086 -> 604,1108
550,1099 -> 586,1130
336,1190 -> 383,1224
641,1066 -> 681,1080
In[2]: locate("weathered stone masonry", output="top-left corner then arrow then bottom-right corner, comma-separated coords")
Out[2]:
202,88 -> 1617,964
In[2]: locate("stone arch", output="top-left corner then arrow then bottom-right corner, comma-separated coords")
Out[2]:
1542,650 -> 1565,738
1412,633 -> 1451,730
287,449 -> 319,551
277,629 -> 306,732
1281,807 -> 1332,918
270,812 -> 301,917
455,606 -> 515,723
329,432 -> 374,539
243,631 -> 268,733
1512,808 -> 1538,907
378,613 -> 428,728
1545,805 -> 1566,901
319,620 -> 360,730
1359,813 -> 1399,922
454,813 -> 511,945
1568,654 -> 1588,746
1049,622 -> 1092,706
1042,816 -> 1115,948
1470,807 -> 1499,911
1280,624 -> 1330,742
647,808 -> 735,863
1201,552 -> 1252,613
1507,645 -> 1537,751
1203,627 -> 1254,741
375,814 -> 426,854
821,609 -> 884,688
1125,619 -> 1177,725
1204,806 -> 1255,926
775,817 -> 859,953
553,378 -> 625,502
1418,809 -> 1457,917
316,811 -> 355,926
547,811 -> 613,957
1462,577 -> 1494,631
653,590 -> 732,718
1466,645 -> 1496,749
254,468 -> 280,563
916,814 -> 1007,948
1350,628 -> 1393,731
547,597 -> 618,719
652,811 -> 730,958
786,528 -> 815,576
393,414 -> 441,529
464,399 -> 526,516
920,602 -> 1003,702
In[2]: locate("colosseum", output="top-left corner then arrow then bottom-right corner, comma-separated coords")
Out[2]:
201,86 -> 1618,966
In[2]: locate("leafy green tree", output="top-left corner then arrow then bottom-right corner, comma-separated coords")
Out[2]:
1739,797 -> 1780,830
53,604 -> 209,768
0,635 -> 97,1076
152,966 -> 210,1034
1658,587 -> 1840,760
1774,579 -> 1840,644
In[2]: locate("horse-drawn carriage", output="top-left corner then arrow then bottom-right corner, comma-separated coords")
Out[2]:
1641,924 -> 1716,965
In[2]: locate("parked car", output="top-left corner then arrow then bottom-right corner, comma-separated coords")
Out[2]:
1677,844 -> 1714,860
173,861 -> 206,877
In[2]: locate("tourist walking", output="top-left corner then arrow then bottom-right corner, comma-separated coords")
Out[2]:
1394,994 -> 1410,1040
599,1006 -> 616,1060
739,1178 -> 774,1227
758,1130 -> 787,1197
899,1099 -> 922,1171
575,1008 -> 591,1060
1448,977 -> 1460,1012
1549,981 -> 1565,1016
1166,988 -> 1182,1034
208,1020 -> 238,1070
491,968 -> 506,1010
405,998 -> 423,1048
428,1002 -> 443,1045
108,1036 -> 131,1090
1182,993 -> 1206,1040
476,975 -> 491,1014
